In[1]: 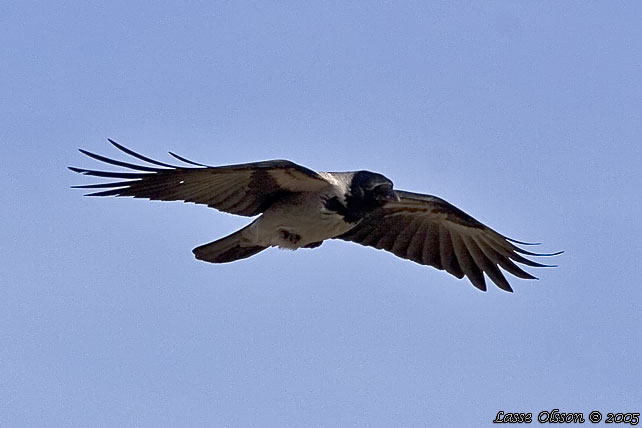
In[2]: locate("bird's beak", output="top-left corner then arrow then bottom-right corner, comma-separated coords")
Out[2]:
380,189 -> 400,203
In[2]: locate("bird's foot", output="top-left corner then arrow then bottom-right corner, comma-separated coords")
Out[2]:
279,229 -> 301,245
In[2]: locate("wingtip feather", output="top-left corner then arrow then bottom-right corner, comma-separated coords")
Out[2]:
168,151 -> 209,167
106,139 -> 179,168
506,237 -> 541,246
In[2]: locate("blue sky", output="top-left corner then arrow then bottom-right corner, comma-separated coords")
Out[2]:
2,2 -> 641,427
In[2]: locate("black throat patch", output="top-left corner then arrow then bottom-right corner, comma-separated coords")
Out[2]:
323,195 -> 356,222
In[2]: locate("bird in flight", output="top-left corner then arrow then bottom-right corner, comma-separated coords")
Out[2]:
70,140 -> 560,292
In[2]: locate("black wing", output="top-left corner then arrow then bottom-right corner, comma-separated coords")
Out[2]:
69,139 -> 330,217
337,190 -> 561,292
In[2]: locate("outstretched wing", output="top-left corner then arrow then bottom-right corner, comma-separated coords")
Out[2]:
69,139 -> 330,216
336,190 -> 561,292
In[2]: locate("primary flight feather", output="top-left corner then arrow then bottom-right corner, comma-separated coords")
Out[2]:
70,140 -> 560,292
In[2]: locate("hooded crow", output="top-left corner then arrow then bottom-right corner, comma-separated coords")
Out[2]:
70,140 -> 560,292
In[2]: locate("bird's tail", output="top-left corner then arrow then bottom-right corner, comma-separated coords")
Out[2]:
193,225 -> 267,263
